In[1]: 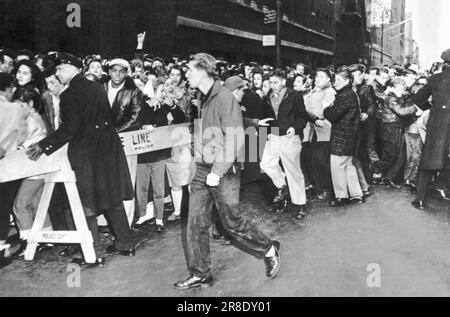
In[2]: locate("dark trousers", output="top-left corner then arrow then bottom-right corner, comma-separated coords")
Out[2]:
375,123 -> 403,175
366,118 -> 380,165
86,202 -> 134,256
310,141 -> 333,193
417,169 -> 450,202
417,170 -> 435,202
187,164 -> 272,278
0,180 -> 21,241
385,133 -> 406,181
48,184 -> 74,231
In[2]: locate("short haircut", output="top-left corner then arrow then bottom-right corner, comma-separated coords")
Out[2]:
0,49 -> 16,63
189,53 -> 217,77
293,74 -> 306,84
42,66 -> 58,80
13,85 -> 44,115
335,66 -> 353,84
0,72 -> 14,91
270,69 -> 287,80
16,49 -> 35,60
316,67 -> 334,82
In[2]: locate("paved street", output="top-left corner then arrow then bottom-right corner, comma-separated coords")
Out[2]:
0,184 -> 449,297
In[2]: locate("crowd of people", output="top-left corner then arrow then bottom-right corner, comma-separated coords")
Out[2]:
0,32 -> 449,288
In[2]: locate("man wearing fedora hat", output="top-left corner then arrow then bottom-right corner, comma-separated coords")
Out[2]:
26,53 -> 136,266
410,49 -> 450,210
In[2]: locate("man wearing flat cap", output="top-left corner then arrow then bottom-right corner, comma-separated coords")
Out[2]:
26,52 -> 135,265
103,58 -> 144,227
410,49 -> 450,210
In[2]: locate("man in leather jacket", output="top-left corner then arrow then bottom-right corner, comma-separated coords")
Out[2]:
104,58 -> 145,226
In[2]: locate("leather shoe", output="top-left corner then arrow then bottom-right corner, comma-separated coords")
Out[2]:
105,245 -> 136,257
329,198 -> 349,207
174,275 -> 213,290
264,241 -> 281,279
59,246 -> 80,257
132,218 -> 156,230
350,197 -> 364,204
0,250 -> 12,270
12,240 -> 27,258
435,188 -> 450,201
383,178 -> 401,189
156,224 -> 165,233
296,205 -> 308,219
272,186 -> 289,205
317,190 -> 331,201
411,200 -> 425,210
72,257 -> 105,268
37,244 -> 54,253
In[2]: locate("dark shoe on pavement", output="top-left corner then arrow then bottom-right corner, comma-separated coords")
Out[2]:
329,198 -> 349,207
271,185 -> 289,205
264,241 -> 281,279
411,200 -> 425,210
435,188 -> 450,201
12,240 -> 27,258
0,250 -> 12,269
317,190 -> 331,201
156,224 -> 165,233
383,178 -> 401,189
59,246 -> 80,257
37,244 -> 54,253
350,196 -> 365,204
363,190 -> 371,198
213,235 -> 231,246
273,199 -> 288,213
72,257 -> 105,268
296,205 -> 308,219
408,184 -> 418,194
174,275 -> 213,290
105,245 -> 136,257
132,218 -> 156,230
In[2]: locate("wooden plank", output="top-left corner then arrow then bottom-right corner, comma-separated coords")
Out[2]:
24,182 -> 55,261
120,123 -> 192,157
28,231 -> 93,244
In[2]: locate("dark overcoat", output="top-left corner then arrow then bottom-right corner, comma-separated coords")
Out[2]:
324,84 -> 361,157
410,68 -> 450,170
39,73 -> 133,216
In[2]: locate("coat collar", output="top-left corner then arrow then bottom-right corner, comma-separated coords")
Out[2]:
263,87 -> 294,104
202,80 -> 222,106
69,73 -> 85,87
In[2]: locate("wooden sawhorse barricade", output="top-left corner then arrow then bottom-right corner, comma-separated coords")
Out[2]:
24,150 -> 96,264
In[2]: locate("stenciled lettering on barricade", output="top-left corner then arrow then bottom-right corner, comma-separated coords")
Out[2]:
132,131 -> 154,152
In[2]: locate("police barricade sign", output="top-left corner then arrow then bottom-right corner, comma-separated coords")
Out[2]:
0,149 -> 60,183
120,123 -> 193,156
